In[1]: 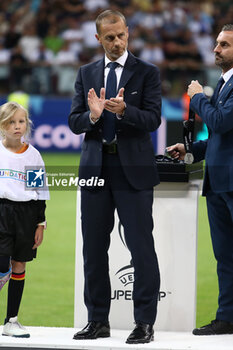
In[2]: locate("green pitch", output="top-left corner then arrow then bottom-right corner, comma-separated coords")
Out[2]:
0,153 -> 218,328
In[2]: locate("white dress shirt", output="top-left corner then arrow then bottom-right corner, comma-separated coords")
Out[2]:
104,50 -> 128,89
220,67 -> 233,92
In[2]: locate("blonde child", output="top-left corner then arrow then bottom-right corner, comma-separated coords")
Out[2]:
0,101 -> 49,337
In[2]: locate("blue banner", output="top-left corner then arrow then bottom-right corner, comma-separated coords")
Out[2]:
0,95 -> 184,153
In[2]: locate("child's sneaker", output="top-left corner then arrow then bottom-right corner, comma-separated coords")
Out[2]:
2,316 -> 30,338
0,267 -> 12,291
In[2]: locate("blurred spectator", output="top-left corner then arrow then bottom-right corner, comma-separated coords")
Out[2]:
137,2 -> 164,31
194,30 -> 215,66
90,45 -> 104,62
18,22 -> 41,62
5,0 -> 29,15
53,41 -> 78,95
81,13 -> 99,49
30,42 -> 54,63
84,0 -> 109,12
0,40 -> 11,63
54,41 -> 77,65
162,1 -> 187,26
9,45 -> 31,91
60,17 -> 83,56
55,0 -> 86,19
30,43 -> 54,95
0,38 -> 11,92
128,25 -> 147,56
7,1 -> 35,32
187,3 -> 213,35
78,47 -> 96,65
4,22 -> 21,50
139,39 -> 164,65
44,26 -> 64,54
131,0 -> 153,12
30,0 -> 42,14
0,13 -> 9,37
36,6 -> 51,38
109,0 -> 130,9
176,28 -> 202,69
163,40 -> 180,68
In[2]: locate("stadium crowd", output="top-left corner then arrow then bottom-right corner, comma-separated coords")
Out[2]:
0,0 -> 232,96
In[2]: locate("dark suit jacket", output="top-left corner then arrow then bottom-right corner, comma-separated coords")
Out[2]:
191,74 -> 233,194
68,51 -> 161,190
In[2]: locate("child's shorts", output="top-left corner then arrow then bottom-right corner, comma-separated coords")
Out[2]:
0,199 -> 39,262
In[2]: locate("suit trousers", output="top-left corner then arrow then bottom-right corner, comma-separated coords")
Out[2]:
206,190 -> 233,322
80,151 -> 160,325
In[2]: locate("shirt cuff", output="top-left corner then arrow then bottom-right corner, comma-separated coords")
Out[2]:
116,102 -> 126,120
89,112 -> 100,124
38,221 -> 47,229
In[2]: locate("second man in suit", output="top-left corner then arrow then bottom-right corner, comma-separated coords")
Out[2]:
68,9 -> 161,344
167,24 -> 233,336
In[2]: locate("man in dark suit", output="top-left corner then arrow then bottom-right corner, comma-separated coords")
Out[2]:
68,10 -> 161,344
167,24 -> 233,335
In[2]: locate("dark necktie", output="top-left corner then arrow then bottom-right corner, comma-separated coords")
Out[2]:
103,62 -> 118,143
211,76 -> 225,104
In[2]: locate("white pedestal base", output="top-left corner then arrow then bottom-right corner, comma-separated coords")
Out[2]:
0,326 -> 232,350
74,181 -> 201,332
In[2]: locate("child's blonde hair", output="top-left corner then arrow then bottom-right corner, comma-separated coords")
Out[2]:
0,101 -> 32,139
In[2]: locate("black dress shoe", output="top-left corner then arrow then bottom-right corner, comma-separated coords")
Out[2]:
126,322 -> 154,344
73,321 -> 110,340
193,319 -> 233,335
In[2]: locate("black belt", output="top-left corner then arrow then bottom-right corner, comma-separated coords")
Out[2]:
103,143 -> 118,154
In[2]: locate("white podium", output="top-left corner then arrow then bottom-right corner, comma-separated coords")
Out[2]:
74,179 -> 202,332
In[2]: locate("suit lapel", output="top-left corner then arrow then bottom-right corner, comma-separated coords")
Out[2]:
92,52 -> 137,92
118,52 -> 137,90
208,74 -> 233,137
216,74 -> 233,103
211,74 -> 233,105
92,58 -> 104,94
